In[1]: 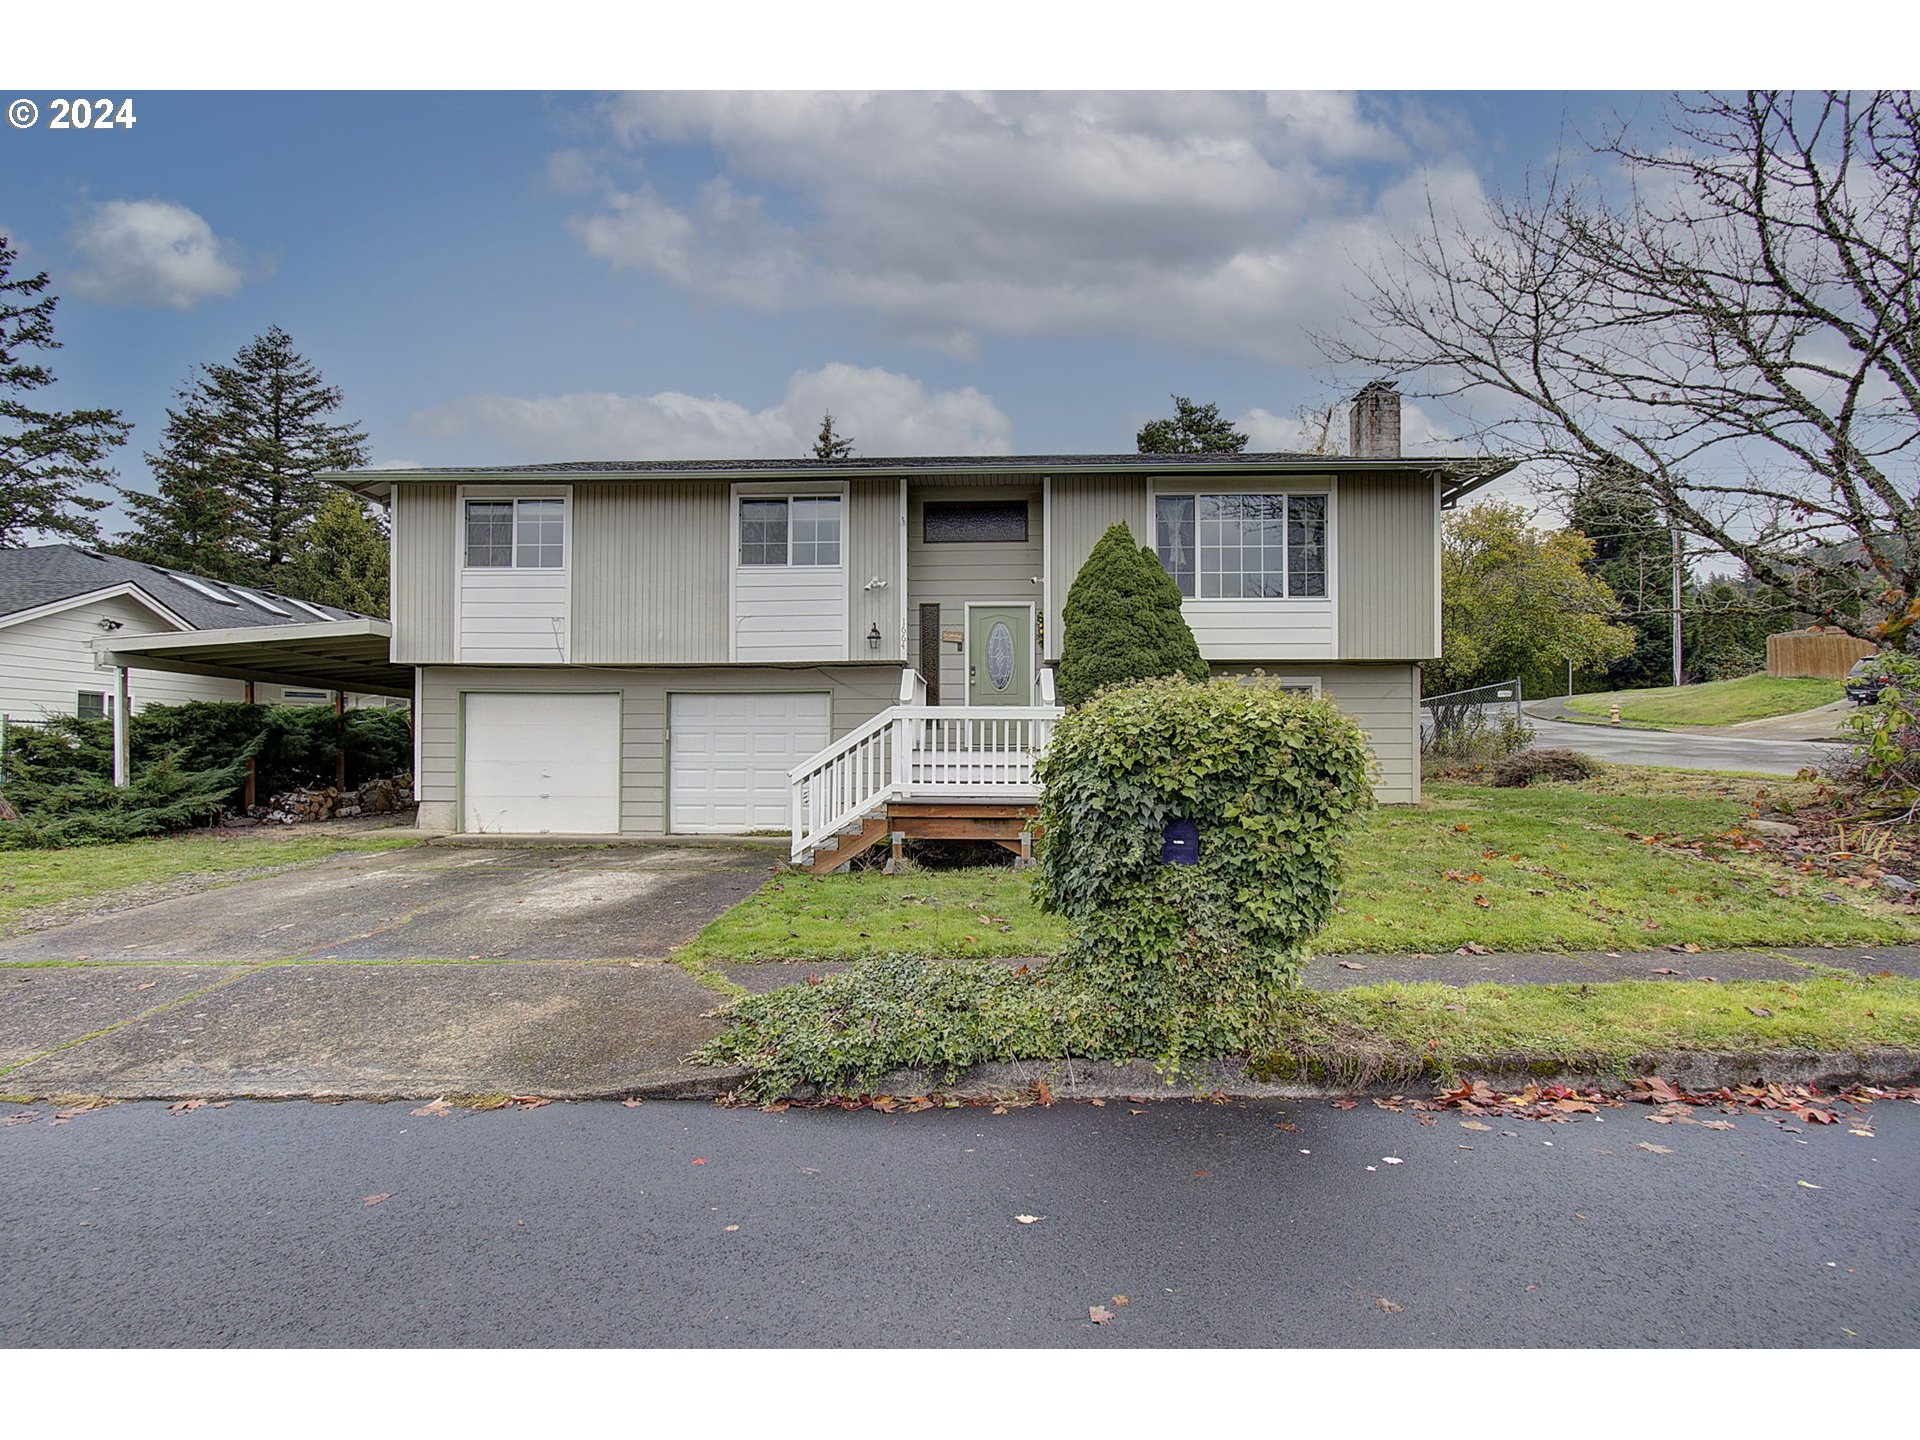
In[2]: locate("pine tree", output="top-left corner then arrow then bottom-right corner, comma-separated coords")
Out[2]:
1135,395 -> 1247,455
278,491 -> 390,617
0,235 -> 132,547
1565,468 -> 1675,690
204,325 -> 369,579
1056,523 -> 1208,705
812,410 -> 854,460
115,370 -> 251,579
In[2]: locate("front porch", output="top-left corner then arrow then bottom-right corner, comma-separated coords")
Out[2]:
788,672 -> 1063,869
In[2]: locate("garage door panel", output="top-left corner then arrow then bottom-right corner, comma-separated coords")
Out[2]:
463,692 -> 620,835
669,692 -> 831,834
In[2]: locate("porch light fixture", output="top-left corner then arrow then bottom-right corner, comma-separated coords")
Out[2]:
866,623 -> 882,651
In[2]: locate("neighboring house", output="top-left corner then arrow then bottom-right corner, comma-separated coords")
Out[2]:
0,545 -> 393,725
332,384 -> 1511,858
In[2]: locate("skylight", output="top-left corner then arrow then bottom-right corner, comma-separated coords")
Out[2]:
230,587 -> 292,617
285,597 -> 335,620
164,571 -> 240,606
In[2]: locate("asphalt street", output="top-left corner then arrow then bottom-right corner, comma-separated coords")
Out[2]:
5,1095 -> 1915,1347
1526,716 -> 1834,775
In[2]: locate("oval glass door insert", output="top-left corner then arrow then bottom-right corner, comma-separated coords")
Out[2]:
986,621 -> 1015,692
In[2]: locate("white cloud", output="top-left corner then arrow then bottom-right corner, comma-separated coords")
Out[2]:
409,362 -> 1013,461
66,199 -> 256,309
564,91 -> 1479,362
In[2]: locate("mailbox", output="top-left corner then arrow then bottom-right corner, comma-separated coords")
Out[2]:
1160,818 -> 1199,865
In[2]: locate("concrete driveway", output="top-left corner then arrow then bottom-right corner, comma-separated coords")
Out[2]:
0,843 -> 779,1099
1524,715 -> 1837,775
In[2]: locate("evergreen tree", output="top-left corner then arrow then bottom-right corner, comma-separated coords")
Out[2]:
812,410 -> 854,460
1135,395 -> 1248,455
0,235 -> 132,547
278,491 -> 390,616
114,370 -> 250,579
204,325 -> 369,579
1056,523 -> 1208,705
1565,468 -> 1675,690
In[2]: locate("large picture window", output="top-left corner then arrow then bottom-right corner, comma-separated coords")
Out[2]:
1154,492 -> 1327,599
739,495 -> 842,566
465,497 -> 566,569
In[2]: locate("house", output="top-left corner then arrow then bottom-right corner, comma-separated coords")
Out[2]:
0,544 -> 395,728
326,383 -> 1509,864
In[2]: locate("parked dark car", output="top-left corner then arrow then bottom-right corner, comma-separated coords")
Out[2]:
1845,657 -> 1895,705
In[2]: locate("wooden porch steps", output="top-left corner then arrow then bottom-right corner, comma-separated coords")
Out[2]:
800,801 -> 1041,875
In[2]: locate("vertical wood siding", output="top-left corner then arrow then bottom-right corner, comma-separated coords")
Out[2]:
572,482 -> 729,663
1337,473 -> 1438,660
1045,475 -> 1151,661
391,483 -> 456,664
847,478 -> 904,660
906,485 -> 1044,701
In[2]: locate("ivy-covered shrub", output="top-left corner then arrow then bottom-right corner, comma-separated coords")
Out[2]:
1035,675 -> 1374,1067
1829,653 -> 1920,814
1055,523 -> 1207,705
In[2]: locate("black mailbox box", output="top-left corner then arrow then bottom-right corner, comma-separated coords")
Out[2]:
1161,818 -> 1199,865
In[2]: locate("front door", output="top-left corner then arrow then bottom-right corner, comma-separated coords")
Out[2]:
967,605 -> 1032,706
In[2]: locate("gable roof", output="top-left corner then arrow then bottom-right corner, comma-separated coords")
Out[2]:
0,545 -> 374,632
328,451 -> 1518,507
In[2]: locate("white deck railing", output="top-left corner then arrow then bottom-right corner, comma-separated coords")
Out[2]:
788,702 -> 1063,861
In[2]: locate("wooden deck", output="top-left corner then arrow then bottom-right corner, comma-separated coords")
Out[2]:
798,798 -> 1042,875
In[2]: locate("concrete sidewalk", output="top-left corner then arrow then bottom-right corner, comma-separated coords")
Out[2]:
6,944 -> 1917,1102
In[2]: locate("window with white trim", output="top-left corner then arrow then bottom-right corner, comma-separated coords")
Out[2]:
739,496 -> 841,567
77,690 -> 112,720
465,497 -> 566,569
1154,492 -> 1327,599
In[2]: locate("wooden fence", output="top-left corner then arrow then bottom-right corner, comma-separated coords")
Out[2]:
1766,629 -> 1878,680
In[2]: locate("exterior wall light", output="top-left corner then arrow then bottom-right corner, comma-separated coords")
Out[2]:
867,623 -> 882,651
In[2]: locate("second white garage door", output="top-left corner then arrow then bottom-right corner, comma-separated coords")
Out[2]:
669,692 -> 832,833
463,691 -> 621,835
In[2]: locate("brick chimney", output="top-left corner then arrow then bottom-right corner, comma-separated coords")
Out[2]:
1348,380 -> 1401,459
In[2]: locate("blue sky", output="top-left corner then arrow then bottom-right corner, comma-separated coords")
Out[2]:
2,90 -> 1653,526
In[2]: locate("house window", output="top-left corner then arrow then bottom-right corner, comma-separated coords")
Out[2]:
1154,492 -> 1327,599
280,689 -> 331,706
924,499 -> 1028,544
739,496 -> 842,567
465,497 -> 565,569
77,690 -> 110,720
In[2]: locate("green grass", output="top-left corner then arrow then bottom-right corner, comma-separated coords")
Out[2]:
0,829 -> 421,924
1261,975 -> 1920,1085
679,768 -> 1919,962
1563,673 -> 1841,728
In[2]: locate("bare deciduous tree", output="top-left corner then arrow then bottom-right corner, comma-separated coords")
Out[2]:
1322,90 -> 1920,647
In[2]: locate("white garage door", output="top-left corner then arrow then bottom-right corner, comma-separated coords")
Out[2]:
670,692 -> 832,833
463,692 -> 620,834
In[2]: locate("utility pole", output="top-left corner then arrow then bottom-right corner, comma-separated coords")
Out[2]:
1670,502 -> 1684,686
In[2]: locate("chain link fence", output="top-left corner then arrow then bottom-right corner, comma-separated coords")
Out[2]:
1421,680 -> 1532,761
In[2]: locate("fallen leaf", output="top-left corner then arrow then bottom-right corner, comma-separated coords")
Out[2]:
724,1225 -> 740,1232
1375,1297 -> 1404,1314
1635,1142 -> 1673,1154
1651,967 -> 1682,976
363,1193 -> 391,1206
690,1157 -> 709,1166
1087,1098 -> 1106,1107
133,981 -> 158,991
167,1099 -> 206,1112
1088,1306 -> 1114,1324
1330,1099 -> 1359,1110
1460,1119 -> 1493,1131
1456,942 -> 1492,956
1034,1079 -> 1055,1107
1015,1214 -> 1042,1225
410,1099 -> 453,1117
1111,1295 -> 1130,1307
511,1096 -> 551,1110
1382,1156 -> 1404,1165
621,1098 -> 645,1108
1126,1095 -> 1151,1104
1701,1120 -> 1737,1130
1337,960 -> 1366,971
1848,1128 -> 1874,1137
1797,1180 -> 1823,1189
1193,1170 -> 1209,1178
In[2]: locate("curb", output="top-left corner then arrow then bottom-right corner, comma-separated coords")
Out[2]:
9,1051 -> 1915,1106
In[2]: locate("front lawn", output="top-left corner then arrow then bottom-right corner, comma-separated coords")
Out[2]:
1563,674 -> 1840,728
0,827 -> 421,928
677,768 -> 1920,962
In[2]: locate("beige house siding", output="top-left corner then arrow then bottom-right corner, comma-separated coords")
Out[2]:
1212,661 -> 1421,804
572,481 -> 729,664
1045,474 -> 1151,662
1,595 -> 247,717
847,477 -> 905,661
390,482 -> 456,664
414,662 -> 902,834
906,485 -> 1044,701
1338,472 -> 1439,660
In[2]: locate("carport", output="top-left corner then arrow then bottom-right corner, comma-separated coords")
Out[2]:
91,618 -> 415,788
